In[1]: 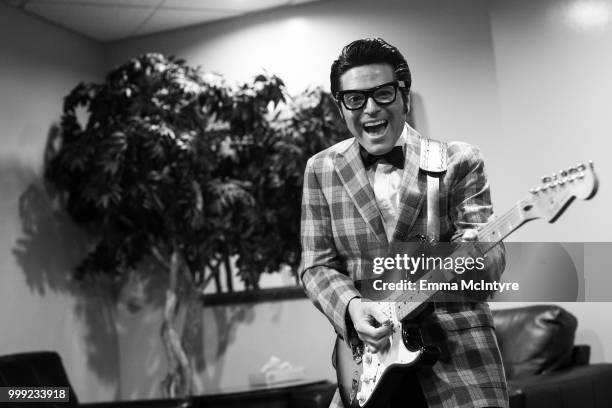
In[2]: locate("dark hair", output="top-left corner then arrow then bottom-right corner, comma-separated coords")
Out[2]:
330,38 -> 412,98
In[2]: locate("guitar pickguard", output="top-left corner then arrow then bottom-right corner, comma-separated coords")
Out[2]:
351,302 -> 436,407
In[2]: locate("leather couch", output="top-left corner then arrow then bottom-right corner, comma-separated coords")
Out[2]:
494,305 -> 612,408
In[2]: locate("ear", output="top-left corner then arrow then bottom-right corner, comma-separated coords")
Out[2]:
336,101 -> 345,120
403,92 -> 411,115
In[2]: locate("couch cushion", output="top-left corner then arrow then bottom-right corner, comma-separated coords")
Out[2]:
492,305 -> 577,380
509,364 -> 612,408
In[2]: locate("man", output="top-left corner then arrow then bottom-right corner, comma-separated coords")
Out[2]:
300,38 -> 508,408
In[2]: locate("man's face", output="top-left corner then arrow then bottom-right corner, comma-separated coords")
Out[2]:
338,63 -> 408,155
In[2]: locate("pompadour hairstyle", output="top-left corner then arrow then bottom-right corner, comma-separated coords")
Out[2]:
330,37 -> 412,97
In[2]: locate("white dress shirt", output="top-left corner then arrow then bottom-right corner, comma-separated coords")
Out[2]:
365,124 -> 409,242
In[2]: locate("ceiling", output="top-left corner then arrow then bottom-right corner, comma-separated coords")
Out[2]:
3,0 -> 322,42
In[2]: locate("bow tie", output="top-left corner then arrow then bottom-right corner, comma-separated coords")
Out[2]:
360,146 -> 405,169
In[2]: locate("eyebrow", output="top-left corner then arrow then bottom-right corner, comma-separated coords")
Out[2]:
339,81 -> 399,93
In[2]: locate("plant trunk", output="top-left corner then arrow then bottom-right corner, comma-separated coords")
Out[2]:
160,248 -> 193,398
224,255 -> 233,292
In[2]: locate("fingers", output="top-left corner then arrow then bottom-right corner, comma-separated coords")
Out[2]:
355,319 -> 392,342
462,229 -> 478,241
365,335 -> 392,354
368,304 -> 391,326
353,303 -> 393,353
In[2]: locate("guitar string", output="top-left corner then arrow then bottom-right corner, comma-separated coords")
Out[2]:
390,206 -> 520,315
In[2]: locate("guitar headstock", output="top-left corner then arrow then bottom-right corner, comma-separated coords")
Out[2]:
520,162 -> 598,223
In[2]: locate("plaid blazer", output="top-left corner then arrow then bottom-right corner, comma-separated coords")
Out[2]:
300,124 -> 509,408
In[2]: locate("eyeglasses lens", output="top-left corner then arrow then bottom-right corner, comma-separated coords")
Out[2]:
342,84 -> 397,110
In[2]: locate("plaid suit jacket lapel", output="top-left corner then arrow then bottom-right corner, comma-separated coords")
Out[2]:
334,139 -> 388,245
392,126 -> 427,243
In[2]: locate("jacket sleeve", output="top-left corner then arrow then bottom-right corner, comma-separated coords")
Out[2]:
300,156 -> 361,343
448,144 -> 505,282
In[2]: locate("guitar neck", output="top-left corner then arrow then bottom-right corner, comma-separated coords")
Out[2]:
388,161 -> 598,322
393,202 -> 529,322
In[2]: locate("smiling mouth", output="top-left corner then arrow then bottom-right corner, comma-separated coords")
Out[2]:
362,119 -> 388,135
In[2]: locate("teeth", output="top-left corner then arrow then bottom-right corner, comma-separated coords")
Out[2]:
363,120 -> 387,133
364,120 -> 386,128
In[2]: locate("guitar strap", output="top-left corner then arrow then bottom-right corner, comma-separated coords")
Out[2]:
419,138 -> 448,242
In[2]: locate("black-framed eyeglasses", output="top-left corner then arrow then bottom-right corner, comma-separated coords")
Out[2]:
336,81 -> 405,110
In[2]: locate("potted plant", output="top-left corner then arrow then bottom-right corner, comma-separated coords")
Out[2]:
44,52 -> 346,398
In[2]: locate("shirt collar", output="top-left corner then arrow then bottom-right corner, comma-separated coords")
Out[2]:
395,123 -> 409,148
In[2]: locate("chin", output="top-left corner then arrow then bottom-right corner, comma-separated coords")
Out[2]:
367,145 -> 389,155
361,137 -> 394,155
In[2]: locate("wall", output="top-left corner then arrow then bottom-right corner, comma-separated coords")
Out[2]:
106,0 -> 502,159
0,3 -> 118,402
104,0 -> 612,394
488,0 -> 612,242
486,0 -> 612,363
2,0 -> 611,402
104,0 -> 506,397
106,0 -> 612,241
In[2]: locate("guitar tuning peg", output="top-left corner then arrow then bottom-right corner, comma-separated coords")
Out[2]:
589,161 -> 594,169
541,176 -> 551,183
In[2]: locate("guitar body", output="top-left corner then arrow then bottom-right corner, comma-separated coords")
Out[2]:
336,302 -> 439,407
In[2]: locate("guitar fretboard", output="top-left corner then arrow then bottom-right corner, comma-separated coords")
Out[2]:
392,202 -> 527,322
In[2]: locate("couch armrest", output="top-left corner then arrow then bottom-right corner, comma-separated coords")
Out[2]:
493,305 -> 578,379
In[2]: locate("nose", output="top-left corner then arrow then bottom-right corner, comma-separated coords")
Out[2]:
363,95 -> 381,114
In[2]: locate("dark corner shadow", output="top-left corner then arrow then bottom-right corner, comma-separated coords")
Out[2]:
408,91 -> 430,137
9,124 -> 120,395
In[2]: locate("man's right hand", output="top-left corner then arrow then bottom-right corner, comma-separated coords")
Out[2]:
347,297 -> 394,353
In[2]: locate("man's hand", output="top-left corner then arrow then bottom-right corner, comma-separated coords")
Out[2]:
453,229 -> 484,266
456,229 -> 503,299
347,297 -> 394,353
461,229 -> 478,242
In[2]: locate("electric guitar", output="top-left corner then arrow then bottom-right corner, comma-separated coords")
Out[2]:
337,162 -> 599,408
